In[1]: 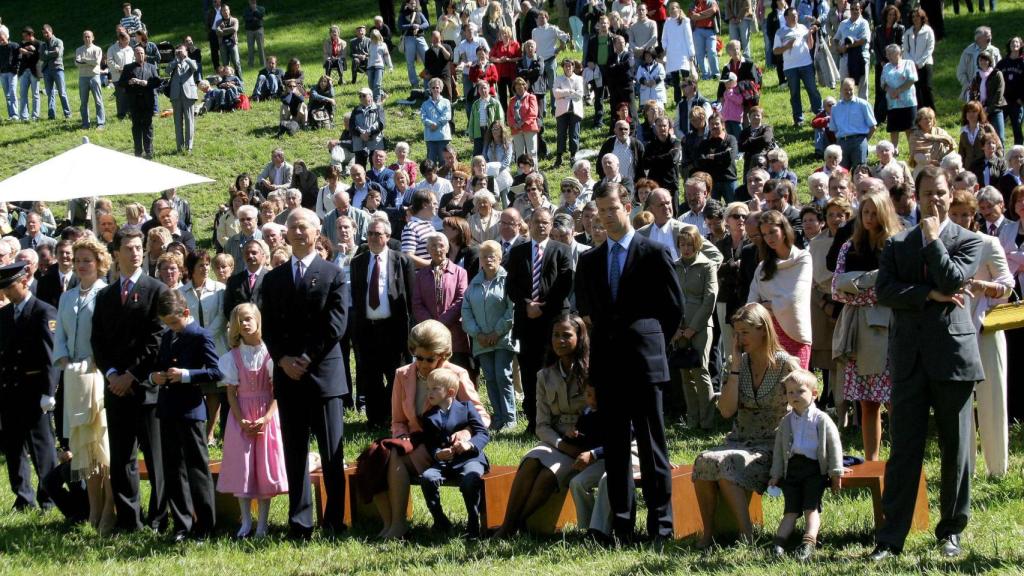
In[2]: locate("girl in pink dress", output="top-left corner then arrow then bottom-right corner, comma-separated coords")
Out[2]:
216,303 -> 288,538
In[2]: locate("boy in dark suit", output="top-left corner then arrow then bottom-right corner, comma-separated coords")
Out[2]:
419,368 -> 490,538
0,261 -> 59,511
150,290 -> 222,542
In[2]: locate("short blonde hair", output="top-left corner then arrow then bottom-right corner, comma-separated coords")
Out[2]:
426,367 -> 461,394
157,252 -> 183,272
478,239 -> 502,260
408,319 -> 453,359
227,302 -> 262,348
212,253 -> 235,280
781,368 -> 819,395
72,238 -> 112,276
724,201 -> 749,220
147,226 -> 172,246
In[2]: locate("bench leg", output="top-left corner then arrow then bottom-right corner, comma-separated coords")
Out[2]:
481,471 -> 516,530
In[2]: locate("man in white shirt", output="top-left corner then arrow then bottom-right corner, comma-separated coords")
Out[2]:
453,24 -> 489,112
75,30 -> 105,129
833,0 -> 870,99
678,175 -> 711,236
106,28 -> 135,119
774,7 -> 823,126
257,148 -> 294,194
530,11 -> 570,115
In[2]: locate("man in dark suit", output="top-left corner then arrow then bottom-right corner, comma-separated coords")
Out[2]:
605,35 -> 637,132
223,238 -> 268,318
117,45 -> 161,158
764,178 -> 805,247
506,207 -> 573,433
260,208 -> 349,538
91,228 -> 169,532
0,261 -> 59,511
574,182 -> 683,543
870,166 -> 985,561
350,217 -> 415,428
150,290 -> 222,542
35,239 -> 75,308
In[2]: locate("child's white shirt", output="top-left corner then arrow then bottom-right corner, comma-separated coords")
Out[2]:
788,403 -> 823,460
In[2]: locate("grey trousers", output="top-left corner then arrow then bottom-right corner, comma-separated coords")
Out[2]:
877,364 -> 975,549
172,98 -> 196,152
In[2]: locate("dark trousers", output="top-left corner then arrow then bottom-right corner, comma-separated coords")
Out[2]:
324,58 -> 345,84
160,418 -> 215,535
356,320 -> 406,428
114,85 -> 129,119
877,365 -> 975,549
41,459 -> 89,522
277,394 -> 346,532
556,113 -> 580,160
915,65 -> 935,112
106,396 -> 167,532
599,381 -> 673,539
952,0 -> 974,12
130,111 -> 154,157
667,70 -> 691,104
517,321 -> 548,432
420,460 -> 486,535
0,403 -> 56,510
207,30 -> 221,70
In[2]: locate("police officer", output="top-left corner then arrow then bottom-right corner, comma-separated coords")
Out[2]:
0,261 -> 59,511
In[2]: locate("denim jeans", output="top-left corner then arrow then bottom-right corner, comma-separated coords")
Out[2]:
693,28 -> 719,80
18,70 -> 40,120
221,41 -> 243,78
544,57 -> 557,114
838,135 -> 869,170
990,108 -> 1006,147
78,75 -> 105,128
785,64 -> 823,124
426,139 -> 449,166
0,72 -> 17,118
367,67 -> 384,103
556,113 -> 581,159
478,348 -> 516,429
403,36 -> 428,88
44,67 -> 71,119
1007,103 -> 1024,146
252,73 -> 281,100
712,179 -> 736,203
728,19 -> 753,61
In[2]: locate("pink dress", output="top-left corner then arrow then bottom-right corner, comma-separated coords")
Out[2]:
216,344 -> 289,498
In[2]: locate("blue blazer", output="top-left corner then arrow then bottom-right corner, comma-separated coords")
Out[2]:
154,321 -> 223,421
0,296 -> 59,400
420,400 -> 490,471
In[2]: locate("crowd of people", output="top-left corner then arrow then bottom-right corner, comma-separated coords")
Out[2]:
0,0 -> 1021,565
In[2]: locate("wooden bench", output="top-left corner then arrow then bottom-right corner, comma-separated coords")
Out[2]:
670,464 -> 764,539
332,464 -> 575,532
840,461 -> 929,532
138,459 -> 245,527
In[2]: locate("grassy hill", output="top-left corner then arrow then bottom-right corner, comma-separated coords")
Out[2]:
1,1 -> 1024,575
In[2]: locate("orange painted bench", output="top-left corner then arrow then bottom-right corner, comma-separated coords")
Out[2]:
840,460 -> 929,532
670,464 -> 764,539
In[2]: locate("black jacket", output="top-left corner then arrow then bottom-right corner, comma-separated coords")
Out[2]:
153,321 -> 222,421
223,267 -> 266,318
0,295 -> 59,399
349,247 -> 415,337
643,135 -> 681,192
505,239 -> 573,340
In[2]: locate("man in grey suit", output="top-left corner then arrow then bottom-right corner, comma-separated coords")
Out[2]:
870,166 -> 985,561
167,44 -> 198,153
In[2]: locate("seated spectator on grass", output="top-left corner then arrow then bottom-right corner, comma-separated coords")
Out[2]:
251,54 -> 283,101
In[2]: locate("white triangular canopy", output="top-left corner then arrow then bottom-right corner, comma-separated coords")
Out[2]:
0,138 -> 214,202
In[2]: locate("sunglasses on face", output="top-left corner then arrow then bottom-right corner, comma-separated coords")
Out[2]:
413,354 -> 437,363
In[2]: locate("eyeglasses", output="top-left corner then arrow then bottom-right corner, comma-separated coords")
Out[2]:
728,214 -> 745,220
367,231 -> 388,237
499,220 -> 517,226
413,354 -> 437,363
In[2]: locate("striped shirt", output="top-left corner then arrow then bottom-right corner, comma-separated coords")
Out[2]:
401,216 -> 435,261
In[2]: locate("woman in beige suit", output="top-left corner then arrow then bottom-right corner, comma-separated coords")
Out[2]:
671,226 -> 719,430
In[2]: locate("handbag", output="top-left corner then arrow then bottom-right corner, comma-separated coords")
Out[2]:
669,343 -> 702,370
982,290 -> 1024,332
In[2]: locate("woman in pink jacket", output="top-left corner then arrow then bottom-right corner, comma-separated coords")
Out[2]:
508,77 -> 540,170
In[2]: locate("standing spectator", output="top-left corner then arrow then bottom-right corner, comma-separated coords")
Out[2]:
724,0 -> 754,60
469,80 -> 503,156
695,115 -> 739,203
774,8 -> 823,127
468,46 -> 499,97
423,31 -> 454,101
661,3 -> 695,104
605,34 -> 636,133
957,27 -> 1001,102
831,191 -> 900,461
349,25 -> 370,85
39,25 -> 71,121
629,4 -> 658,65
421,78 -> 453,166
868,166 -> 984,561
508,77 -> 539,168
92,229 -> 170,533
349,218 -> 415,428
505,207 -> 572,433
530,11 -> 570,116
690,0 -> 720,81
75,30 -> 104,130
902,9 -> 934,114
644,116 -> 682,201
118,46 -> 160,158
585,16 -> 612,129
366,29 -> 393,104
597,120 -> 645,184
17,27 -> 41,122
738,106 -> 775,178
0,28 -> 19,120
997,37 -> 1024,147
242,0 -> 266,69
167,45 -> 199,154
969,52 -> 1007,146
636,49 -> 666,109
553,58 -> 584,168
398,0 -> 430,91
412,234 -> 471,370
350,88 -> 386,167
716,40 -> 761,101
490,27 -> 520,106
748,210 -> 813,368
454,24 -> 490,115
107,29 -> 134,120
880,44 -> 918,156
829,78 -> 877,170
833,0 -> 870,100
958,101 -> 997,171
323,26 -> 348,85
871,6 -> 903,121
907,107 -> 956,171
119,2 -> 143,36
217,4 -> 242,79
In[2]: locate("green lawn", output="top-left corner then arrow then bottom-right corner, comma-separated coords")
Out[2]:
2,1 -> 1024,575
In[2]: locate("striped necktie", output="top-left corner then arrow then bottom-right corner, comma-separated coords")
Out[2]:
532,244 -> 544,300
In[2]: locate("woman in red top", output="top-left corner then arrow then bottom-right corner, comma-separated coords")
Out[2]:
491,26 -> 521,109
643,0 -> 668,37
508,77 -> 540,168
468,46 -> 499,97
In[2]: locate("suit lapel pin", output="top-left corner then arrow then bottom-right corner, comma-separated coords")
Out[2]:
132,293 -> 139,303
311,277 -> 318,287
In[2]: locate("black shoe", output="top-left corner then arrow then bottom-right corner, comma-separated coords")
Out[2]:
770,544 -> 786,558
287,526 -> 314,541
794,542 -> 814,562
867,543 -> 899,562
587,528 -> 615,548
552,156 -> 563,168
939,534 -> 961,557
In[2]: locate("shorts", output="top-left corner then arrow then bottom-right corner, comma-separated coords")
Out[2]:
781,454 -> 828,514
